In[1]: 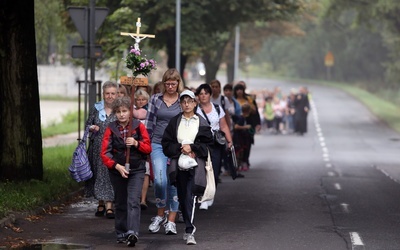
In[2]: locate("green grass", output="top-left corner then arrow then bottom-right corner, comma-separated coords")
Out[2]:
0,110 -> 85,219
0,144 -> 82,218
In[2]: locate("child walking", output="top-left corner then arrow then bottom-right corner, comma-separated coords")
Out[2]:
101,96 -> 152,247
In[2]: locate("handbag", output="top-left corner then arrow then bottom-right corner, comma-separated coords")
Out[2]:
178,154 -> 198,170
178,139 -> 198,170
68,127 -> 93,182
198,150 -> 216,203
213,129 -> 226,145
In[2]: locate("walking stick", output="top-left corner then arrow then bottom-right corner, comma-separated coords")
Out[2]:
125,84 -> 136,171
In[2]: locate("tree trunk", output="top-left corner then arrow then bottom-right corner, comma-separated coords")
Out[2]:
0,1 -> 43,181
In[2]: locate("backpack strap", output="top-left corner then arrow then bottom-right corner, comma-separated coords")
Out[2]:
214,103 -> 220,115
220,95 -> 225,111
200,103 -> 221,126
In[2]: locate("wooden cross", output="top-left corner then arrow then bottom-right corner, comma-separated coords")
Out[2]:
120,17 -> 155,51
120,17 -> 156,86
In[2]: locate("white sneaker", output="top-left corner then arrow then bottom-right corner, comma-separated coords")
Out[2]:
207,199 -> 214,207
199,202 -> 208,210
164,221 -> 177,235
148,215 -> 167,233
183,226 -> 196,240
186,234 -> 197,245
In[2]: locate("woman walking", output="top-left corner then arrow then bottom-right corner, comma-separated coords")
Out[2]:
162,90 -> 213,245
85,81 -> 118,219
145,68 -> 184,235
195,83 -> 233,210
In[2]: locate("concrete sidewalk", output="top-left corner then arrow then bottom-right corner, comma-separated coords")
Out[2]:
42,132 -> 82,147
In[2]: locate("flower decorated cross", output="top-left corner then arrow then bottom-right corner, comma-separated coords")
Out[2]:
120,17 -> 157,86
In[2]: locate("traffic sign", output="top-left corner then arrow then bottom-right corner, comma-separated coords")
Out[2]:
71,45 -> 103,59
68,6 -> 109,42
325,51 -> 334,67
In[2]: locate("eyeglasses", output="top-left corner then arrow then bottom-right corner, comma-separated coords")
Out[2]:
164,82 -> 178,87
181,100 -> 195,105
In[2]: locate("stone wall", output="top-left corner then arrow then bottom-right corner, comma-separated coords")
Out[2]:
37,65 -> 110,97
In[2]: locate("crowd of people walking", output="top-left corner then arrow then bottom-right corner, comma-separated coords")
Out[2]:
83,69 -> 310,247
259,86 -> 310,136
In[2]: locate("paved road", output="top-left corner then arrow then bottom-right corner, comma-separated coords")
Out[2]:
2,79 -> 400,249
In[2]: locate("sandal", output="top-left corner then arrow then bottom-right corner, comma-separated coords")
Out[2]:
106,209 -> 115,219
95,205 -> 105,217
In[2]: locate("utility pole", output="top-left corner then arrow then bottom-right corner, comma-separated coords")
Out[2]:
176,0 -> 181,73
68,2 -> 108,137
88,0 -> 97,109
234,25 -> 240,82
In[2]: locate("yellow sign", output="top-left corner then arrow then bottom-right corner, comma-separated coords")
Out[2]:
325,51 -> 334,67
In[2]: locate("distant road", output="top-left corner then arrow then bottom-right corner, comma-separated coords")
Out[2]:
40,100 -> 79,127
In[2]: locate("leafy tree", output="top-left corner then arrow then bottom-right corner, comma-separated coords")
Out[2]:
324,0 -> 400,84
0,2 -> 43,181
87,0 -> 302,82
253,1 -> 388,84
35,0 -> 67,64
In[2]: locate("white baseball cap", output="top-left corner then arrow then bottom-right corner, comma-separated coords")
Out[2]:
180,89 -> 195,99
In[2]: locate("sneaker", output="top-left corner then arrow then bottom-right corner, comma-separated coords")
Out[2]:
148,215 -> 167,233
126,234 -> 138,247
186,234 -> 197,245
164,221 -> 177,235
183,226 -> 196,240
199,202 -> 208,210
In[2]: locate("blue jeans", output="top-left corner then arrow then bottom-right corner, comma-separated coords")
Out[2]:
151,143 -> 179,212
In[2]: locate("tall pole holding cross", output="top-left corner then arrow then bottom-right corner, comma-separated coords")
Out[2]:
120,17 -> 155,171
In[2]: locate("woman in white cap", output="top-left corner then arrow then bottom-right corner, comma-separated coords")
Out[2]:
162,89 -> 213,245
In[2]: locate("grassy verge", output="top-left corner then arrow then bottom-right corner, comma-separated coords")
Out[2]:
0,144 -> 82,219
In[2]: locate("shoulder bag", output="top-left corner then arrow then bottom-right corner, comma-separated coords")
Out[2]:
198,150 -> 216,203
200,105 -> 226,145
68,126 -> 93,182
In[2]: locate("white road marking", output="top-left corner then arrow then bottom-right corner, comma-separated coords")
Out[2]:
334,183 -> 341,190
328,171 -> 335,177
350,232 -> 364,246
341,203 -> 350,213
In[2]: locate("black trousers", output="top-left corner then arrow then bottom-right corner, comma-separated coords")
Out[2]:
176,169 -> 196,234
